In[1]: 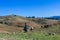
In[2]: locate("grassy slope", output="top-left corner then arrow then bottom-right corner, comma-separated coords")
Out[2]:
0,32 -> 60,40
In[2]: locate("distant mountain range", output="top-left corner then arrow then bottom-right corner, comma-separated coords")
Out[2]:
45,16 -> 60,20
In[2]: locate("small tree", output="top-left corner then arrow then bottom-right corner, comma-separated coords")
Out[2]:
32,16 -> 35,18
0,21 -> 3,24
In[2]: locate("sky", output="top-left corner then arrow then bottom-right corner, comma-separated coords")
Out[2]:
0,0 -> 60,17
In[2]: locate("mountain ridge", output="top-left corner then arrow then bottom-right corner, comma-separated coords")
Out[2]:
45,16 -> 60,20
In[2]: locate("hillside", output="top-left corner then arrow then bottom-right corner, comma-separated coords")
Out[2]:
0,15 -> 40,33
0,15 -> 60,34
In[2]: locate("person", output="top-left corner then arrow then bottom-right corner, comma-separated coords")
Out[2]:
23,22 -> 28,32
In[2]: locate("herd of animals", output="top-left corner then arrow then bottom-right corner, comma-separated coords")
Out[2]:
23,22 -> 59,35
23,22 -> 52,32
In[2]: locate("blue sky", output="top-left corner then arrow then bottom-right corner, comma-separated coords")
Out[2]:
0,0 -> 60,17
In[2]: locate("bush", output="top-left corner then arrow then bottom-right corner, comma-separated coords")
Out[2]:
0,21 -> 3,24
4,21 -> 12,26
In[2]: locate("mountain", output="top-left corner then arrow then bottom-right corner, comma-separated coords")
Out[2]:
45,16 -> 60,20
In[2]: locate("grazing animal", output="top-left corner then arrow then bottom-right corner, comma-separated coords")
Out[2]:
41,24 -> 52,28
30,27 -> 34,31
44,25 -> 49,28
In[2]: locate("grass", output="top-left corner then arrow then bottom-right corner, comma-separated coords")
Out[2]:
0,32 -> 60,40
0,24 -> 60,40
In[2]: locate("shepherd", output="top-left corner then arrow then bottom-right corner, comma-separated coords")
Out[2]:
23,22 -> 28,32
